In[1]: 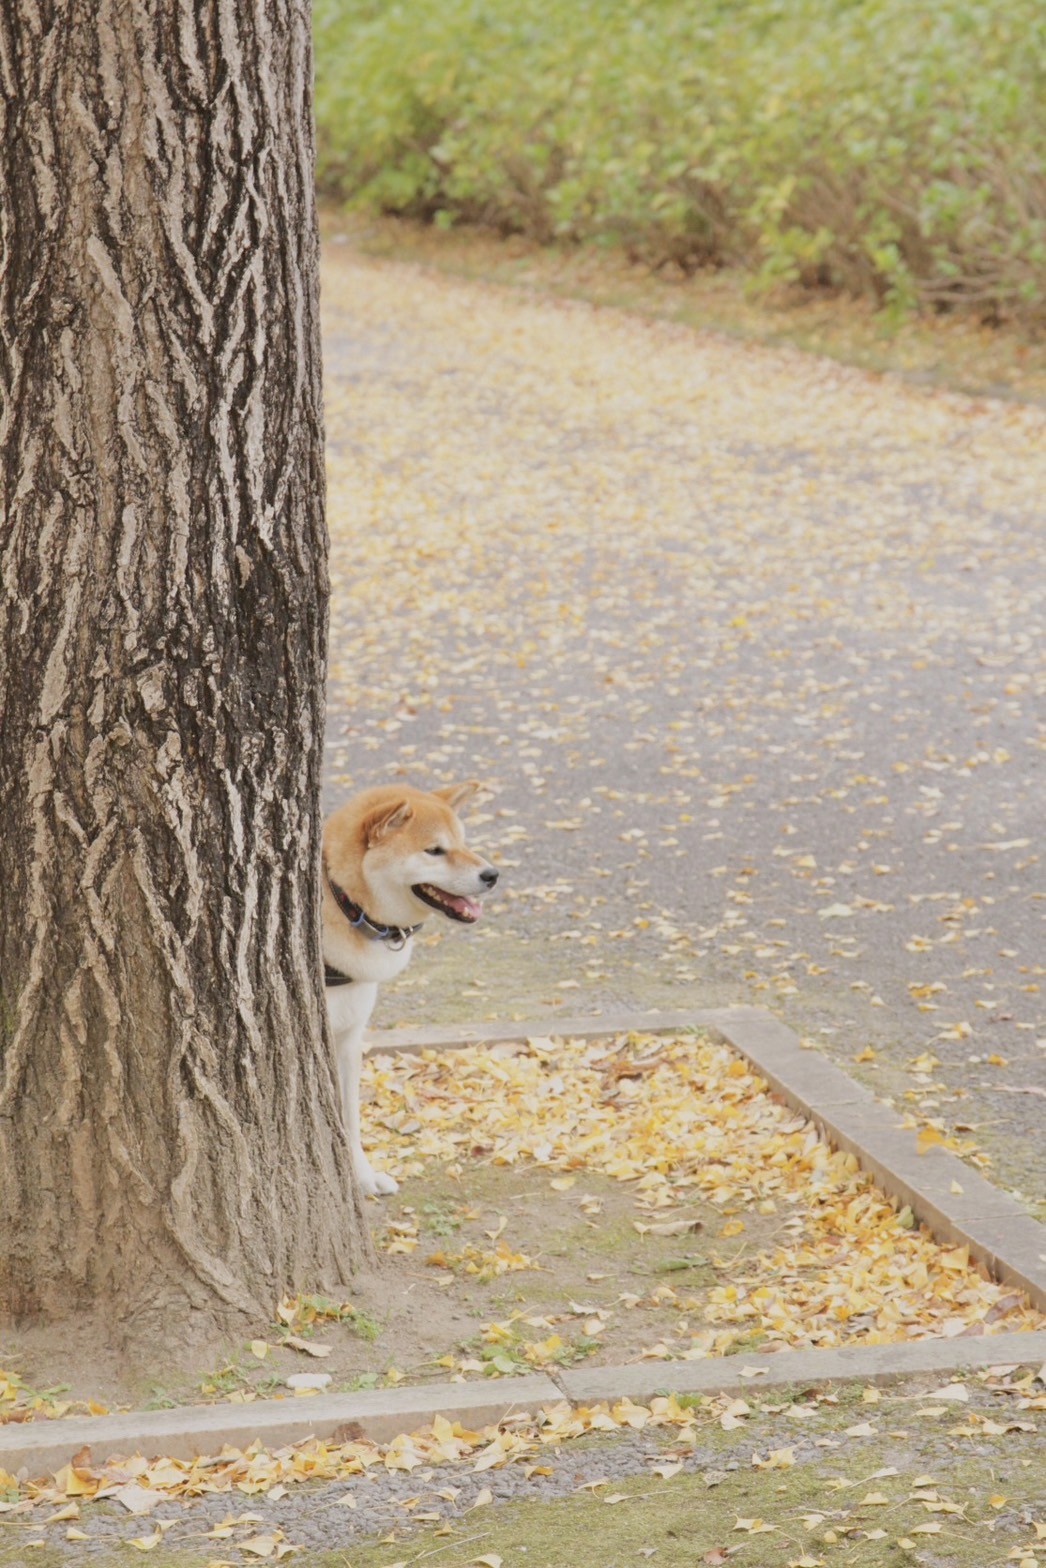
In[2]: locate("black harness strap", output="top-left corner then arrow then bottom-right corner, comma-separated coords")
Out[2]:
324,963 -> 356,988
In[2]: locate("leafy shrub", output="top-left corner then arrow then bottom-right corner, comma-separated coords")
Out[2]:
312,0 -> 1046,324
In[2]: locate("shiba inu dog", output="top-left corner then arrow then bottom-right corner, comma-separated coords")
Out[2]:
323,781 -> 497,1196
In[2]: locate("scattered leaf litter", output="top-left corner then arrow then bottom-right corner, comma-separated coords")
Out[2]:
363,1032 -> 1042,1351
7,1368 -> 1045,1520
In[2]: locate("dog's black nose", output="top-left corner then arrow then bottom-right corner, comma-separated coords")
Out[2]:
480,867 -> 499,888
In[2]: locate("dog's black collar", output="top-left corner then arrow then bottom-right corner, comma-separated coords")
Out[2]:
325,866 -> 421,951
324,962 -> 356,987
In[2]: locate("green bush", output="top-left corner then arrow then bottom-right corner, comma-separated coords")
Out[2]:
312,0 -> 1046,324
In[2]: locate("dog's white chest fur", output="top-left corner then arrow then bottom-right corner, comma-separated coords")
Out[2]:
325,979 -> 379,1039
324,973 -> 393,1197
325,926 -> 415,988
323,933 -> 415,1198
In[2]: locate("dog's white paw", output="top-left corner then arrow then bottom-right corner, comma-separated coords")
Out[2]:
354,1157 -> 399,1198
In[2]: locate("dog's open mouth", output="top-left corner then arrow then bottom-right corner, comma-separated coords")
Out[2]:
412,884 -> 483,923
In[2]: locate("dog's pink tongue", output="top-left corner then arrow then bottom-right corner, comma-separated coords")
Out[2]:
449,895 -> 482,921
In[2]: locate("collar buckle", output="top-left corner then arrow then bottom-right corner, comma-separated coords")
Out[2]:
325,865 -> 421,948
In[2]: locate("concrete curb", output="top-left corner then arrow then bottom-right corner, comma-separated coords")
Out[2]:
0,1376 -> 562,1478
3,1007 -> 1044,1478
4,1335 -> 1045,1481
368,1009 -> 723,1055
701,1007 -> 1046,1311
559,1328 -> 1046,1406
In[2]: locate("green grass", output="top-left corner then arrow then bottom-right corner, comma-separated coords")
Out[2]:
313,0 -> 1046,327
276,1293 -> 384,1343
8,1416 -> 1039,1568
311,1458 -> 1046,1568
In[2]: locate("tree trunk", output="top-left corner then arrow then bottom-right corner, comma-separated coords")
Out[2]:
0,0 -> 369,1340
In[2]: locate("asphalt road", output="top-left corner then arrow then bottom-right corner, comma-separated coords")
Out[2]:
318,242 -> 1045,1214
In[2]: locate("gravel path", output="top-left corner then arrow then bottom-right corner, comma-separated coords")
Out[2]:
14,1378 -> 1046,1559
319,243 -> 1046,1213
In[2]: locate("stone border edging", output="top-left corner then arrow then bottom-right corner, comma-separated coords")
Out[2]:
0,1376 -> 562,1477
3,1333 -> 1045,1480
558,1326 -> 1046,1405
700,1007 -> 1046,1311
3,1006 -> 1045,1477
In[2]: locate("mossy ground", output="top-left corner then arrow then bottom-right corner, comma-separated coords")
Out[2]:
303,1444 -> 1046,1568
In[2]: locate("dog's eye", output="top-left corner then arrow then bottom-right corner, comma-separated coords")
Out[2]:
425,845 -> 446,856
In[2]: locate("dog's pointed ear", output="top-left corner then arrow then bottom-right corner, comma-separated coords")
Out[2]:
433,780 -> 481,813
363,800 -> 414,845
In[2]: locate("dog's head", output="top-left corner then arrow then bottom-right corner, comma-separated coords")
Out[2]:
325,781 -> 498,930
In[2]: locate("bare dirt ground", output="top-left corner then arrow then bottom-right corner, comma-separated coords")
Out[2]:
4,1029 -> 1038,1420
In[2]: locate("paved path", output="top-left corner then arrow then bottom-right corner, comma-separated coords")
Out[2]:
320,244 -> 1045,1214
7,246 -> 1046,1568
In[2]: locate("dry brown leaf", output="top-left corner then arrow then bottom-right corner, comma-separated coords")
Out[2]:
283,1335 -> 332,1358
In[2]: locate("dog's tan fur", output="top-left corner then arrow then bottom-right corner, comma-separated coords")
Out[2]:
323,782 -> 496,1195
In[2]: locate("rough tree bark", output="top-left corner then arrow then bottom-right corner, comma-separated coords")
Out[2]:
0,0 -> 369,1340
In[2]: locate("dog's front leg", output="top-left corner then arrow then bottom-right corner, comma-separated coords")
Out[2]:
333,1019 -> 399,1198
